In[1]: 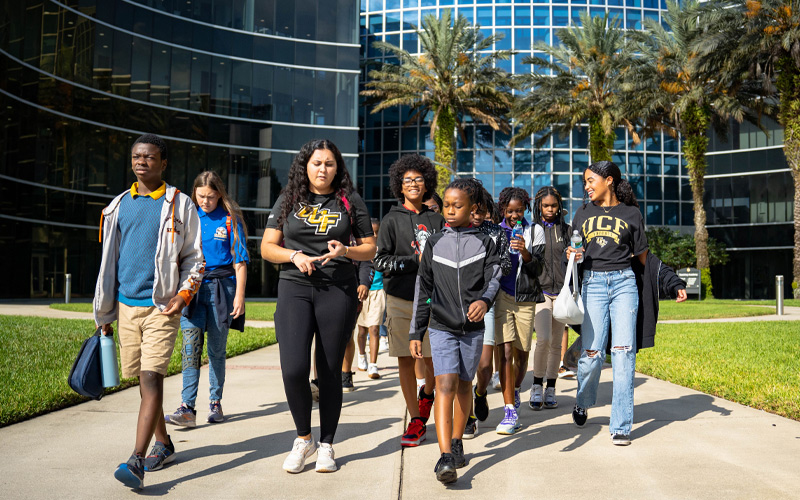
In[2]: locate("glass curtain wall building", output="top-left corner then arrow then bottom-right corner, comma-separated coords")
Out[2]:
358,0 -> 793,299
358,0 -> 691,225
0,0 -> 360,298
704,118 -> 793,299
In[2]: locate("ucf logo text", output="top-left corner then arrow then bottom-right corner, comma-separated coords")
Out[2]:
295,204 -> 341,235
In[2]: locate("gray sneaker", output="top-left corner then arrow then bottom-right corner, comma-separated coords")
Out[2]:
144,437 -> 175,471
114,454 -> 144,489
208,401 -> 224,423
612,433 -> 631,446
544,386 -> 558,409
165,404 -> 196,427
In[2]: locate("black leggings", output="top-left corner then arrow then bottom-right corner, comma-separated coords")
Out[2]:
275,278 -> 358,444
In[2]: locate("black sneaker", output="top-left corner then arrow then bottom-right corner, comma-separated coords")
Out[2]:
463,416 -> 478,439
342,371 -> 355,392
144,437 -> 175,472
474,386 -> 489,422
572,405 -> 588,427
434,453 -> 457,484
114,454 -> 145,489
450,438 -> 467,468
612,433 -> 631,446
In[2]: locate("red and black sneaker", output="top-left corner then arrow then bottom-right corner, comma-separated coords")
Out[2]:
418,385 -> 435,423
401,417 -> 427,447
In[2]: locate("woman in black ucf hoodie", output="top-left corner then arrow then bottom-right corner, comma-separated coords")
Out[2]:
374,154 -> 444,447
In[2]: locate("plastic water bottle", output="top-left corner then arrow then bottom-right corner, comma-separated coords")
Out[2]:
509,221 -> 523,255
571,230 -> 584,264
100,334 -> 120,388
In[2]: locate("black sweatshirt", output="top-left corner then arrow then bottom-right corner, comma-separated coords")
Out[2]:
374,204 -> 445,301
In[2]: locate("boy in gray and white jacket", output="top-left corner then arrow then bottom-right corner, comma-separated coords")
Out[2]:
94,134 -> 204,490
409,179 -> 501,485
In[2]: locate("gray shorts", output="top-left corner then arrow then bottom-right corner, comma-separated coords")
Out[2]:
428,328 -> 484,381
483,305 -> 496,346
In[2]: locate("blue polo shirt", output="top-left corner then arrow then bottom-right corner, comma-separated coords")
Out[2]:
199,205 -> 249,280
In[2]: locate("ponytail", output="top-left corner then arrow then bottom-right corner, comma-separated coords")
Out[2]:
585,160 -> 639,208
615,179 -> 639,208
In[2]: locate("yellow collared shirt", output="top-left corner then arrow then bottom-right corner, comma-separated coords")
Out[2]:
130,181 -> 166,200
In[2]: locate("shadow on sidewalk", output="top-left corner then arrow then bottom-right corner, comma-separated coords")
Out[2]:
633,393 -> 732,440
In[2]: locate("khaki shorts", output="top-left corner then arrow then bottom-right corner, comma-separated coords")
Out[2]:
117,303 -> 180,378
356,289 -> 386,328
494,290 -> 536,352
385,294 -> 431,358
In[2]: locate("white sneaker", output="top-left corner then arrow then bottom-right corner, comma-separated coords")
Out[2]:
283,437 -> 317,473
316,443 -> 338,473
491,372 -> 502,391
529,384 -> 543,411
367,363 -> 380,379
379,338 -> 389,353
357,354 -> 368,372
544,386 -> 558,409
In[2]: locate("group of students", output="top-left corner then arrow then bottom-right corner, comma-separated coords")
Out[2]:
94,134 -> 687,490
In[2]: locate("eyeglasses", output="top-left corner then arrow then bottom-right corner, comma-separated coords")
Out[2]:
402,176 -> 424,186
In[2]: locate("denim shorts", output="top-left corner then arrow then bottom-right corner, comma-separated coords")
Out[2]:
428,328 -> 484,381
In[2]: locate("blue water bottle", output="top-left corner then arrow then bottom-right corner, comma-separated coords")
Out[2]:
100,333 -> 120,388
509,221 -> 523,254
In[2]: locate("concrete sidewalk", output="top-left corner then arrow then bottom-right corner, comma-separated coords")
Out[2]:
2,340 -> 799,499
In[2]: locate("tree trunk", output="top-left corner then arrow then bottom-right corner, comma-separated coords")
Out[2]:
433,105 -> 456,198
683,103 -> 711,292
776,57 -> 800,298
589,115 -> 614,163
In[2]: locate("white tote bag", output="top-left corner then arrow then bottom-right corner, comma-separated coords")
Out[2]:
553,252 -> 584,325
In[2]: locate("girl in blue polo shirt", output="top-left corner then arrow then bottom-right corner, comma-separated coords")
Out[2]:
165,171 -> 249,428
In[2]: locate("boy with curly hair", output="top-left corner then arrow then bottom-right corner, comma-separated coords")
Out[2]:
374,154 -> 444,447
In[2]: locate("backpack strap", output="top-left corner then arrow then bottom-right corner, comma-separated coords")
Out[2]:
226,214 -> 232,236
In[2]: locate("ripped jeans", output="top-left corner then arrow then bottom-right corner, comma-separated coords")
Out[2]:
576,268 -> 638,436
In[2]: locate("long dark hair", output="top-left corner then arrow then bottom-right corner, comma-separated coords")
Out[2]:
533,186 -> 569,236
277,139 -> 355,226
585,161 -> 639,207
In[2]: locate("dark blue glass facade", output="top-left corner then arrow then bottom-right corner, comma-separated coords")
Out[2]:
0,0 -> 360,298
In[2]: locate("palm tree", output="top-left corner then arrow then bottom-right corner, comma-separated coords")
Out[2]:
693,0 -> 800,297
629,0 -> 762,295
511,12 -> 642,162
361,9 -> 514,194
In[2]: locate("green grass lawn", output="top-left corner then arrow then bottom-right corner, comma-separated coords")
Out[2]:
50,301 -> 277,321
658,299 -> 775,320
0,315 -> 275,427
637,321 -> 800,420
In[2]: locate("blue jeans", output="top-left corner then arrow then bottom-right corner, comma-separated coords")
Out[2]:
179,279 -> 235,407
576,268 -> 638,436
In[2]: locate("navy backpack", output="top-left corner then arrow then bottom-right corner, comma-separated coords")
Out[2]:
68,327 -> 104,400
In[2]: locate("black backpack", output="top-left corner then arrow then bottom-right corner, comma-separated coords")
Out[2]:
68,328 -> 104,400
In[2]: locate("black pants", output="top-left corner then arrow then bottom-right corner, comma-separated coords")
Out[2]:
275,278 -> 358,444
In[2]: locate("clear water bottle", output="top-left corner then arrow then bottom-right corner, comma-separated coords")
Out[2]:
570,230 -> 584,264
509,221 -> 523,255
100,333 -> 120,388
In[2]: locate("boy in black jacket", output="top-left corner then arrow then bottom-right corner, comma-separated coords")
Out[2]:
374,154 -> 445,447
410,179 -> 501,484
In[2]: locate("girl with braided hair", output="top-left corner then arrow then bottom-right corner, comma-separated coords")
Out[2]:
493,187 -> 545,435
528,186 -> 571,410
566,160 -> 649,446
261,139 -> 377,472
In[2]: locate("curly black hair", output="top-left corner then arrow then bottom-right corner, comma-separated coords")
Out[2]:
277,139 -> 355,226
444,178 -> 482,206
585,161 -> 639,207
498,187 -> 531,216
132,133 -> 168,160
388,154 -> 437,203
